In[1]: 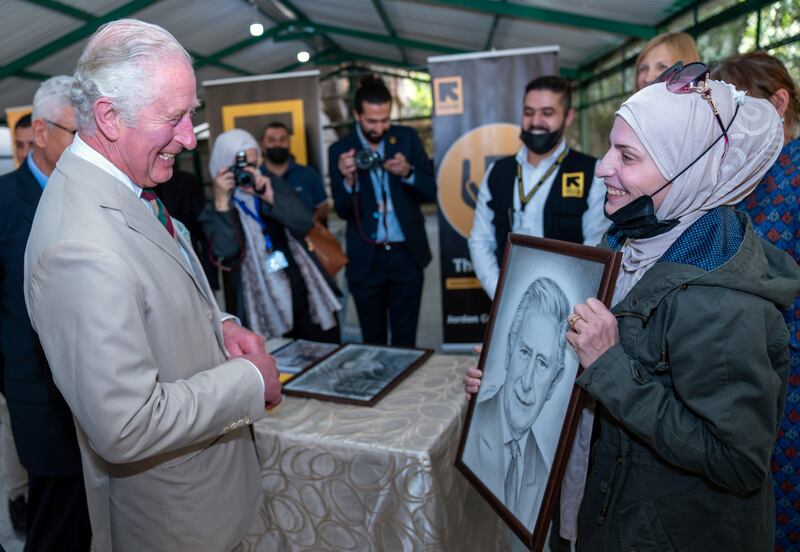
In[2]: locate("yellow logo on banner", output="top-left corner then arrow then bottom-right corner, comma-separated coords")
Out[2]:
221,100 -> 307,165
437,123 -> 520,238
561,172 -> 584,198
433,77 -> 463,116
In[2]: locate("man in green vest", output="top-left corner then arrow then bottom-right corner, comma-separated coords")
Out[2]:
468,76 -> 609,299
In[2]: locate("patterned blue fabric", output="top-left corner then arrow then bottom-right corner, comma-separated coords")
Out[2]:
658,206 -> 743,269
740,137 -> 800,552
606,205 -> 743,272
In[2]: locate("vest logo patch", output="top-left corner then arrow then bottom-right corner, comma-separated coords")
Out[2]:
561,172 -> 584,198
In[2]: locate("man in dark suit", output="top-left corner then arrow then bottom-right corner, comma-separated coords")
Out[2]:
0,75 -> 91,551
329,76 -> 435,346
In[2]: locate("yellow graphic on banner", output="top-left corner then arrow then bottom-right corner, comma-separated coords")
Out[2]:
433,77 -> 463,116
437,123 -> 520,238
445,277 -> 482,290
561,172 -> 584,198
222,100 -> 306,165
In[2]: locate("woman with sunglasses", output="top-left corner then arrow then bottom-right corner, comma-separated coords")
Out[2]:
711,52 -> 800,552
463,64 -> 800,550
565,65 -> 800,550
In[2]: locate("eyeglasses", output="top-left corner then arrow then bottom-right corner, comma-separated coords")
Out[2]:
652,61 -> 730,159
44,119 -> 77,136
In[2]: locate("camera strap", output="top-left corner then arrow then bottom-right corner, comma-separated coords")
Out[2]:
232,196 -> 273,252
372,168 -> 391,246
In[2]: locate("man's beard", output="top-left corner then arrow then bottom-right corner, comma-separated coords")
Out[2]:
360,122 -> 384,144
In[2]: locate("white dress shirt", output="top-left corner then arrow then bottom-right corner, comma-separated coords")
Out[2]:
468,141 -> 610,299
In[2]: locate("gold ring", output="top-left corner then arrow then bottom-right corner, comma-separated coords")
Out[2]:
567,313 -> 583,331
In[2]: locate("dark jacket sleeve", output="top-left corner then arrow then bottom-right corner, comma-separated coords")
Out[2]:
198,203 -> 242,260
329,139 -> 356,221
576,285 -> 788,493
262,176 -> 313,239
404,129 -> 436,202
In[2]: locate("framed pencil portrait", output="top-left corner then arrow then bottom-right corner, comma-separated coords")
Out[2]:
282,343 -> 432,406
455,234 -> 621,550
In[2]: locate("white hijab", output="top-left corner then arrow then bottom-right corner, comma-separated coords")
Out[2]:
208,128 -> 259,177
611,79 -> 784,304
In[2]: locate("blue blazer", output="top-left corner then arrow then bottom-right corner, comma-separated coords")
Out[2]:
329,125 -> 436,282
0,161 -> 83,476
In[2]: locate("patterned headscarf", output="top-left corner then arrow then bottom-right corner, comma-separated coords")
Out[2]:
611,78 -> 784,303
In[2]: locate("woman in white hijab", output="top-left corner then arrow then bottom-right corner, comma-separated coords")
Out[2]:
200,129 -> 340,343
561,64 -> 800,550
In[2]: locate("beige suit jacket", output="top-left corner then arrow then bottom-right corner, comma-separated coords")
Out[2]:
24,150 -> 267,552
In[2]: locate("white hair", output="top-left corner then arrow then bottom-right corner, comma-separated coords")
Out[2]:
71,18 -> 192,133
32,75 -> 74,122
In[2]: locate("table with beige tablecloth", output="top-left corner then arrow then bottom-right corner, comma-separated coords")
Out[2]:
237,353 -> 507,551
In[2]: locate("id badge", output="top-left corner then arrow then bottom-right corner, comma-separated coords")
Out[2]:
511,209 -> 525,233
264,250 -> 289,273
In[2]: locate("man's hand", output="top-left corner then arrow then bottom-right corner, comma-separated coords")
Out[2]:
565,298 -> 619,368
242,351 -> 283,409
222,320 -> 265,357
338,149 -> 357,186
383,152 -> 412,179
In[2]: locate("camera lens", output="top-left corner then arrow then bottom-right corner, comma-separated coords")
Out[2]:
355,149 -> 381,171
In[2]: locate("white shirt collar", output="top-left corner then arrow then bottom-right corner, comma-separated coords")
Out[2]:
515,139 -> 567,170
70,133 -> 143,199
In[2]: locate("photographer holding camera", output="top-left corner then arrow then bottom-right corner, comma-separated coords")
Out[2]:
329,76 -> 435,347
200,129 -> 341,343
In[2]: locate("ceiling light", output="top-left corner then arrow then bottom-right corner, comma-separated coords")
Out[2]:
297,51 -> 310,63
250,1 -> 264,37
250,22 -> 264,37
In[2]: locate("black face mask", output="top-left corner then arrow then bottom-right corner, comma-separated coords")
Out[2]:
265,147 -> 290,164
606,188 -> 680,240
519,125 -> 563,155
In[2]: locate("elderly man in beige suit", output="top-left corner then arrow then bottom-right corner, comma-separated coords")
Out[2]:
23,19 -> 282,552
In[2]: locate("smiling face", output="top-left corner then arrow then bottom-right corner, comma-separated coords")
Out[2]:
637,43 -> 676,91
596,117 -> 669,215
502,308 -> 561,439
520,89 -> 572,135
114,59 -> 198,188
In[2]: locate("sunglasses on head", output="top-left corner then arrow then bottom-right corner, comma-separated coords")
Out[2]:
651,61 -> 731,160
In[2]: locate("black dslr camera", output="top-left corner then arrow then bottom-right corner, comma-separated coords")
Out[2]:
354,149 -> 383,171
230,150 -> 254,187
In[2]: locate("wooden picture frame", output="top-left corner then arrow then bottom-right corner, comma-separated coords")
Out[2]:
282,343 -> 433,406
455,234 -> 621,550
271,339 -> 340,374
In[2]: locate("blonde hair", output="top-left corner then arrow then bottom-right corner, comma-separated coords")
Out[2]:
635,32 -> 700,90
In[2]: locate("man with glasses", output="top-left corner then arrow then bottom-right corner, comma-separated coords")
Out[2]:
0,75 -> 91,550
469,76 -> 609,299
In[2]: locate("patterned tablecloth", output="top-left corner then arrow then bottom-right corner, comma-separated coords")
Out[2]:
237,353 -> 507,551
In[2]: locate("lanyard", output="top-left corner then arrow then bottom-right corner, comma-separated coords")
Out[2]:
372,167 -> 390,245
233,196 -> 273,252
517,148 -> 569,206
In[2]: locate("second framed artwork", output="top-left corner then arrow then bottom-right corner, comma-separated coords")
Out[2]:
283,343 -> 432,406
456,234 -> 620,551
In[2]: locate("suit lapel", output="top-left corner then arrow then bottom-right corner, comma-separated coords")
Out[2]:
56,151 -> 213,308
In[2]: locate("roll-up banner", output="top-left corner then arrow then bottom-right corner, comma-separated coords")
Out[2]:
202,70 -> 321,172
428,47 -> 559,350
